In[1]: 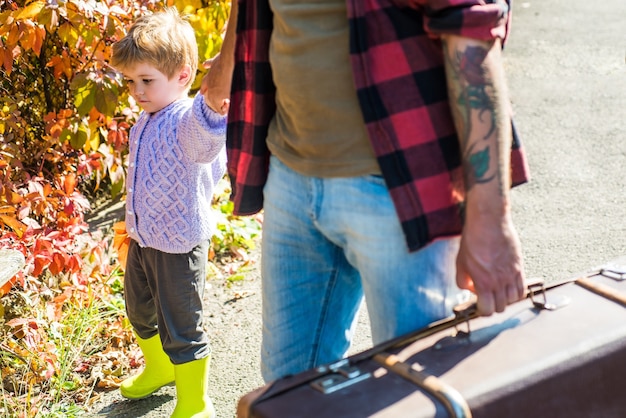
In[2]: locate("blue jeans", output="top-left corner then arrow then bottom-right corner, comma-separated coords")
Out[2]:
260,156 -> 464,382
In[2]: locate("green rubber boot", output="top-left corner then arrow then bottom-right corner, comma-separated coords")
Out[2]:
120,334 -> 175,399
171,356 -> 215,418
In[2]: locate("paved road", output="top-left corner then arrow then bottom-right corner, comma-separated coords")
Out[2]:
86,1 -> 626,417
506,0 -> 626,281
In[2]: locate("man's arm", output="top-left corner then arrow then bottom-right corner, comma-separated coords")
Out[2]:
200,1 -> 238,115
441,34 -> 525,316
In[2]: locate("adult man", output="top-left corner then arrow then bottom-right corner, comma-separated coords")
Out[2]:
202,0 -> 530,382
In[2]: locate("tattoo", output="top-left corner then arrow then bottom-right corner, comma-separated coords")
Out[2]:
443,42 -> 500,191
456,46 -> 497,141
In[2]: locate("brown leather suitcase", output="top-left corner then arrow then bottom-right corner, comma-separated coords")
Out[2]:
237,258 -> 626,417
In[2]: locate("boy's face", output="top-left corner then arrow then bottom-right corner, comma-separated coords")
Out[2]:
122,62 -> 190,114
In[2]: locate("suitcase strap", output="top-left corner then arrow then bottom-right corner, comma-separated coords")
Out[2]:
374,352 -> 472,418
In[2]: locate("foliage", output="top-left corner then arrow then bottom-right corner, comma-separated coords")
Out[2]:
211,178 -> 262,265
0,0 -> 230,291
0,1 -> 258,416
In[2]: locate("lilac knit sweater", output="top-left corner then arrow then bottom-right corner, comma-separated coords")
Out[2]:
125,94 -> 227,254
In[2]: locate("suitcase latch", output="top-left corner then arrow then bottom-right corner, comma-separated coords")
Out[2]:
310,359 -> 371,394
527,279 -> 570,311
599,263 -> 626,281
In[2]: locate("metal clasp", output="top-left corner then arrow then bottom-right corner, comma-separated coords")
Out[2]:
452,295 -> 477,336
599,264 -> 626,281
310,359 -> 371,394
527,278 -> 570,311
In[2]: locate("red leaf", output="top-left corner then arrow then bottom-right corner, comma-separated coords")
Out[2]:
66,254 -> 81,273
32,254 -> 50,277
49,252 -> 66,275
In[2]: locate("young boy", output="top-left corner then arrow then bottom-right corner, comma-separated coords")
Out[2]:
110,7 -> 227,418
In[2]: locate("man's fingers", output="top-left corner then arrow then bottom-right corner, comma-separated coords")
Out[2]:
476,291 -> 495,316
506,282 -> 523,303
203,57 -> 217,69
455,267 -> 476,293
494,288 -> 507,313
475,275 -> 525,316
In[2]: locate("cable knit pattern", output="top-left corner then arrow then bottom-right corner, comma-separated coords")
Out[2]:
125,94 -> 227,253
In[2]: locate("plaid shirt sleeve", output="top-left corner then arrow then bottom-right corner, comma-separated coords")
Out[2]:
226,0 -> 275,216
347,0 -> 529,251
390,0 -> 513,41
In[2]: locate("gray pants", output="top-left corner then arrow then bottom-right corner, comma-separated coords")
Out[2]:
124,239 -> 210,364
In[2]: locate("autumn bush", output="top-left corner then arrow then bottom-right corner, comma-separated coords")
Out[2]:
0,1 -> 257,416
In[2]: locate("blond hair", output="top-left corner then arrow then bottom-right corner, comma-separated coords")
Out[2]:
111,7 -> 198,87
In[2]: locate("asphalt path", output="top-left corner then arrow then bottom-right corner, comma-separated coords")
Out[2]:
506,0 -> 626,281
85,1 -> 626,416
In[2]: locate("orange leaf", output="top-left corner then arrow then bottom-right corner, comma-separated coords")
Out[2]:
49,121 -> 63,137
16,1 -> 45,20
63,173 -> 77,195
112,221 -> 126,236
19,23 -> 36,52
0,205 -> 16,214
8,192 -> 23,205
32,26 -> 45,56
0,277 -> 16,297
7,23 -> 19,46
1,47 -> 13,75
59,108 -> 73,118
43,182 -> 52,197
112,221 -> 130,269
47,55 -> 64,79
0,214 -> 26,238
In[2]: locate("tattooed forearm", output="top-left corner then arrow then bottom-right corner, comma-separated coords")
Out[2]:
443,39 -> 508,193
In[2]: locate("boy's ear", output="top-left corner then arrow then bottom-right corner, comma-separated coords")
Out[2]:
177,64 -> 192,86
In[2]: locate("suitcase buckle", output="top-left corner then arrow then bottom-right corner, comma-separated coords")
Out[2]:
599,264 -> 626,281
310,359 -> 372,394
527,279 -> 570,311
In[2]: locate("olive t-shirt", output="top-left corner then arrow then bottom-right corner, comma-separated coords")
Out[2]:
267,0 -> 381,177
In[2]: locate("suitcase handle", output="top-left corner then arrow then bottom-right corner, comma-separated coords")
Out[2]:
451,277 -> 571,334
374,352 -> 472,418
352,278 -> 570,365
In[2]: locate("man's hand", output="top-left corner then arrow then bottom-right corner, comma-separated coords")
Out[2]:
200,54 -> 231,115
200,1 -> 237,115
456,211 -> 525,316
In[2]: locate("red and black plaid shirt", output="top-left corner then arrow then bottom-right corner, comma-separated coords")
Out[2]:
227,0 -> 530,252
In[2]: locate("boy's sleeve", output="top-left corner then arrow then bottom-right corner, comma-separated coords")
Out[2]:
178,94 -> 227,164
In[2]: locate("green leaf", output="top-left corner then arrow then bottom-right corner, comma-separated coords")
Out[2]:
69,124 -> 89,149
110,178 -> 124,199
57,22 -> 79,47
73,81 -> 96,116
94,82 -> 117,115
